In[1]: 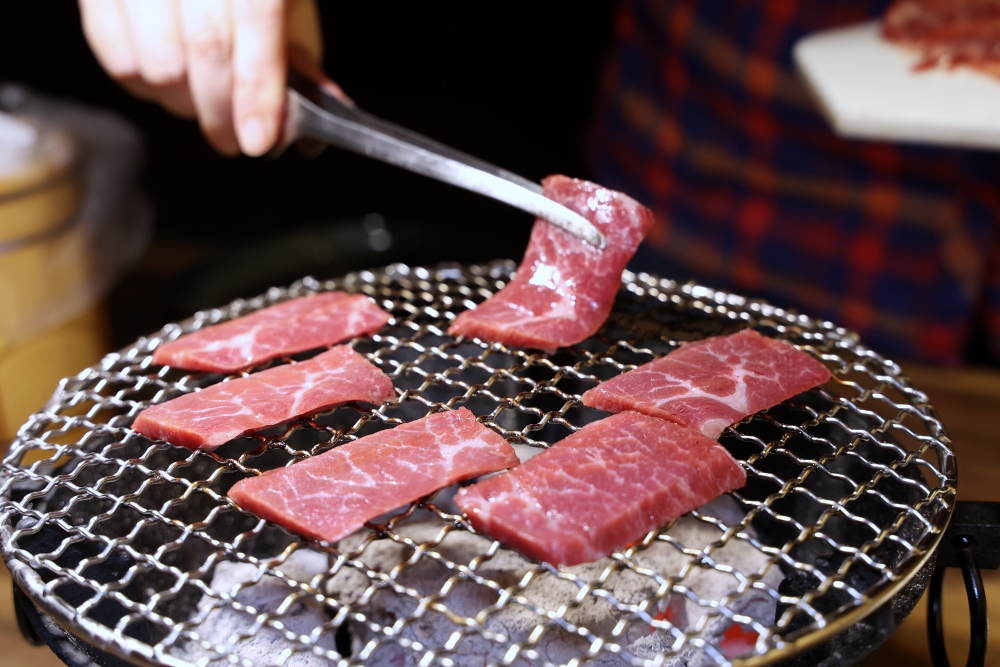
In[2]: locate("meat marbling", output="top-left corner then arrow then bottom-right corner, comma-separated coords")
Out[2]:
228,408 -> 519,543
153,292 -> 391,373
884,0 -> 1000,78
582,329 -> 831,439
133,345 -> 396,450
448,175 -> 654,352
454,411 -> 746,566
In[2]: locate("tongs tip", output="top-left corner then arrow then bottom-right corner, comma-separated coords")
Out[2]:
281,75 -> 609,251
538,200 -> 607,250
578,228 -> 607,250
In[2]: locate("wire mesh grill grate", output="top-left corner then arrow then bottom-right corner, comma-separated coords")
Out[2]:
1,261 -> 956,667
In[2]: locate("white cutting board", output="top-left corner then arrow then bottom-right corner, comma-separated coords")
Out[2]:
794,20 -> 1000,150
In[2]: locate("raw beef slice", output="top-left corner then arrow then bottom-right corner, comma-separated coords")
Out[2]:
884,0 -> 1000,78
455,411 -> 746,566
153,291 -> 391,372
133,345 -> 396,449
228,408 -> 519,543
448,175 -> 654,352
582,329 -> 831,439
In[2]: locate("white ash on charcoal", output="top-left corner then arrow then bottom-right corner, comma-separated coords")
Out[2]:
177,549 -> 336,666
326,495 -> 782,667
174,496 -> 780,666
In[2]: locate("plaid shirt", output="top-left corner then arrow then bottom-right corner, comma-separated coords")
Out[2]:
588,0 -> 1000,365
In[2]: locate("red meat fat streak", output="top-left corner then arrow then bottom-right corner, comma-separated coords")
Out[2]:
448,175 -> 654,353
883,0 -> 1000,77
455,411 -> 746,566
133,345 -> 396,450
228,408 -> 519,543
582,329 -> 831,439
153,291 -> 391,373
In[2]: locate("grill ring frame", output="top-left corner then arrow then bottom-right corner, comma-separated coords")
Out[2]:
1,261 -> 958,667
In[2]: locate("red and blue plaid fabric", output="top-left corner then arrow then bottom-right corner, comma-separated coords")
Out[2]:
588,0 -> 1000,365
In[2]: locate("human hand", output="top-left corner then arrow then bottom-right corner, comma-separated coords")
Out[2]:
78,0 -> 342,156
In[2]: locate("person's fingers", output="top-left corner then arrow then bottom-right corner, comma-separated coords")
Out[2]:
79,0 -> 137,77
285,1 -> 351,104
78,0 -> 154,100
287,44 -> 352,105
287,0 -> 322,65
119,0 -> 195,118
178,0 -> 239,155
84,0 -> 341,156
232,0 -> 286,156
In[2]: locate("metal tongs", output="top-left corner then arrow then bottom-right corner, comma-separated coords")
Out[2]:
273,73 -> 606,249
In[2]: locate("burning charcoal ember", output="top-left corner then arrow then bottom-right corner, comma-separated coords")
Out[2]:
326,496 -> 781,666
178,550 -> 335,666
607,593 -> 772,667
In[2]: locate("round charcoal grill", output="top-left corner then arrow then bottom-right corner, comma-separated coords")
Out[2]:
0,262 -> 957,667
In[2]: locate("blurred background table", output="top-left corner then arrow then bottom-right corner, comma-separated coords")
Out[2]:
2,361 -> 998,666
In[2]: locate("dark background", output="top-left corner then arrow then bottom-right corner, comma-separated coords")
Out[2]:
1,2 -> 618,346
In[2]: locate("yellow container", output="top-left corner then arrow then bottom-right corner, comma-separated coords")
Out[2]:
0,120 -> 109,442
0,306 -> 108,441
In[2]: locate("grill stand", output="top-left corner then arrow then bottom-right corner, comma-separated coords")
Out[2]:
14,582 -> 132,667
927,501 -> 1000,667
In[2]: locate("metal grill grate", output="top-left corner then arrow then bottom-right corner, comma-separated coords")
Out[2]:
1,261 -> 956,667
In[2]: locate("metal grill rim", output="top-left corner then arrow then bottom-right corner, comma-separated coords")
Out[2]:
0,261 -> 957,667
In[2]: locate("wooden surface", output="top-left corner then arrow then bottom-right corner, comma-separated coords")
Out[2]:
871,363 -> 1000,667
1,363 -> 998,666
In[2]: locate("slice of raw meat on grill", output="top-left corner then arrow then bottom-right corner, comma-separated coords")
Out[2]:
228,408 -> 520,543
454,411 -> 746,566
582,329 -> 831,439
153,291 -> 391,373
133,345 -> 396,450
448,175 -> 654,353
